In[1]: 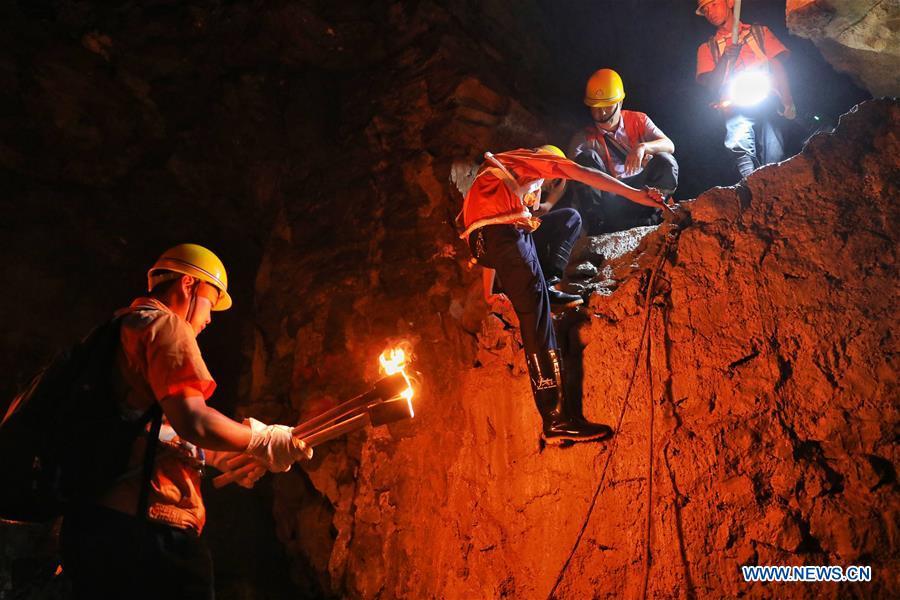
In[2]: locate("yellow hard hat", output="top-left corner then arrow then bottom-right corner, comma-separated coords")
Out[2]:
537,144 -> 566,158
695,0 -> 716,15
147,243 -> 232,311
584,69 -> 625,107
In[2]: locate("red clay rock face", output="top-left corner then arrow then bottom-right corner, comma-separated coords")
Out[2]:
258,99 -> 898,598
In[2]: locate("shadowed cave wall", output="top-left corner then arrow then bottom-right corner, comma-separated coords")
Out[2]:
0,1 -> 895,599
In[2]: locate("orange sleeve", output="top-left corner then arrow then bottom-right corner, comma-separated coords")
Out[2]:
495,149 -> 573,181
696,42 -> 715,78
144,313 -> 216,401
762,26 -> 789,60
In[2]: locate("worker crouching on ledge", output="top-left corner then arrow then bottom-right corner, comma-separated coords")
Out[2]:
60,244 -> 312,600
564,68 -> 679,234
459,146 -> 666,444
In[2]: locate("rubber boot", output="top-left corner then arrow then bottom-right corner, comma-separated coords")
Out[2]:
526,349 -> 612,444
547,286 -> 583,308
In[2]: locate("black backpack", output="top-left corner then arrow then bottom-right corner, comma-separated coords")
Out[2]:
0,314 -> 162,523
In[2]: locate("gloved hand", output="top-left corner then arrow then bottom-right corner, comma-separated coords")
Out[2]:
244,418 -> 313,472
206,450 -> 267,489
722,44 -> 742,63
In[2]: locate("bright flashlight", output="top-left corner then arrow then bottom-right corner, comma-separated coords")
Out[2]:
726,70 -> 771,107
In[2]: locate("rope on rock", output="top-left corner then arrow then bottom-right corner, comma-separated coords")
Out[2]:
547,232 -> 675,600
640,300 -> 657,600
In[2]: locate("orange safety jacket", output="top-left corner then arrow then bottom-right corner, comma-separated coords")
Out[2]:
577,110 -> 654,175
460,148 -> 576,238
98,298 -> 216,534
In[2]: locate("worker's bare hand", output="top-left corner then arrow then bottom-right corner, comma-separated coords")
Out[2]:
624,144 -> 647,176
641,186 -> 666,207
531,202 -> 553,216
781,102 -> 797,120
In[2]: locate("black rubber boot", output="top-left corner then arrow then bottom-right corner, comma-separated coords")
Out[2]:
547,286 -> 583,308
526,349 -> 612,444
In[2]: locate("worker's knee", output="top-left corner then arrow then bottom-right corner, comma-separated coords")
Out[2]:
553,207 -> 582,233
650,152 -> 677,170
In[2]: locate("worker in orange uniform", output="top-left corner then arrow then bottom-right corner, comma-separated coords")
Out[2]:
60,244 -> 312,600
460,146 -> 666,444
696,0 -> 796,178
561,68 -> 678,234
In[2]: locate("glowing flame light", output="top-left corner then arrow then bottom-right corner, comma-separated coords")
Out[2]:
726,69 -> 771,107
379,345 -> 415,417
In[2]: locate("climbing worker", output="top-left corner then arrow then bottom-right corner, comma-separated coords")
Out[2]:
60,243 -> 312,600
460,145 -> 667,444
559,68 -> 678,235
695,0 -> 796,178
482,190 -> 586,310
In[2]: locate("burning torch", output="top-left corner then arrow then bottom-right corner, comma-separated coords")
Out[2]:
212,344 -> 418,488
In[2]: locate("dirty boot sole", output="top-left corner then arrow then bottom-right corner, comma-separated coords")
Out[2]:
550,298 -> 584,311
542,429 -> 613,445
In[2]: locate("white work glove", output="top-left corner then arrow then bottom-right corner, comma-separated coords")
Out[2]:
243,418 -> 313,473
206,450 -> 268,489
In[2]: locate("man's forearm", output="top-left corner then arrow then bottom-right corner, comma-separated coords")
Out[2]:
161,392 -> 252,451
563,163 -> 659,208
698,65 -> 727,94
641,137 -> 675,155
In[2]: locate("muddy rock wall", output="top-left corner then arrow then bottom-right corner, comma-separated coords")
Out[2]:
1,1 -> 895,598
241,1 -> 565,595
256,47 -> 898,595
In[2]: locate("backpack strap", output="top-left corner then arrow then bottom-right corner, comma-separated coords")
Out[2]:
136,404 -> 162,520
708,35 -> 720,65
745,24 -> 768,63
585,128 -> 615,176
112,306 -> 165,521
713,25 -> 768,67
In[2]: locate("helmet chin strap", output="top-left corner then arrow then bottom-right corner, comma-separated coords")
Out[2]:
185,281 -> 201,325
596,103 -> 620,126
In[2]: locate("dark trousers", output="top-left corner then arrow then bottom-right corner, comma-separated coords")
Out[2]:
470,224 -> 556,355
61,504 -> 214,600
723,102 -> 785,177
533,208 -> 582,281
559,151 -> 678,234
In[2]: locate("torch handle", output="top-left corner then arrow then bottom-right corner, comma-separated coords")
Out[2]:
301,413 -> 371,447
212,460 -> 263,489
211,413 -> 373,488
291,389 -> 377,439
213,371 -> 414,489
290,372 -> 408,439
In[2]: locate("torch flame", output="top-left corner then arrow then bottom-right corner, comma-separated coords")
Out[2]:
379,344 -> 415,417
